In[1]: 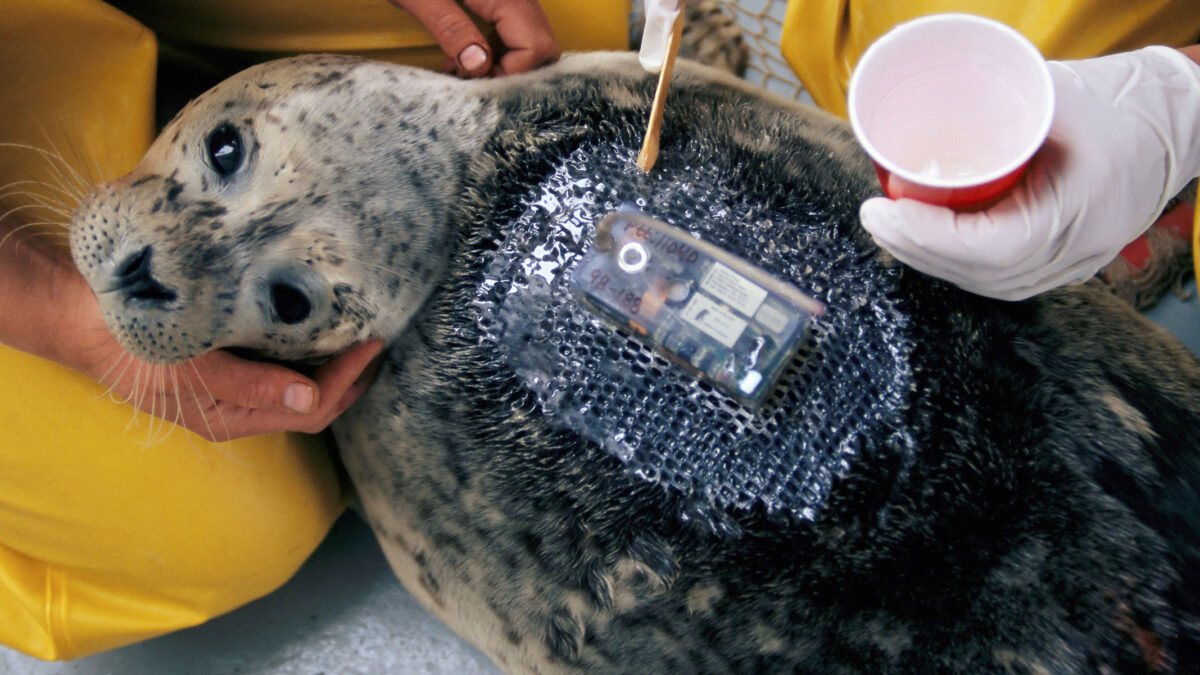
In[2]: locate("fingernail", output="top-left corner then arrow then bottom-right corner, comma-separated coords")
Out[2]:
284,383 -> 314,413
458,44 -> 488,72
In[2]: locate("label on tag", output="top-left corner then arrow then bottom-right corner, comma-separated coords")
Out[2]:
569,211 -> 823,409
700,262 -> 768,316
681,293 -> 748,348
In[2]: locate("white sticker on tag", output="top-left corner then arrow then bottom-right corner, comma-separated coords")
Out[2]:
754,302 -> 790,335
681,293 -> 747,348
701,262 -> 768,317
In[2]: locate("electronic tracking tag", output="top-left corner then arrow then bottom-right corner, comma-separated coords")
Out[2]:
570,211 -> 824,409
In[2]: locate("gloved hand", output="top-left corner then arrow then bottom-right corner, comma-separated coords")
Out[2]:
639,0 -> 689,72
859,46 -> 1200,301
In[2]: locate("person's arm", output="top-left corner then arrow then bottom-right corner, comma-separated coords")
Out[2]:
0,228 -> 85,367
0,230 -> 383,442
0,0 -> 562,440
387,0 -> 560,77
858,45 -> 1200,301
1179,43 -> 1200,65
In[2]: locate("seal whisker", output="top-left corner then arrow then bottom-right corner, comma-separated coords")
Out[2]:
33,127 -> 107,200
0,141 -> 94,207
147,366 -> 177,445
133,364 -> 176,447
170,364 -> 230,457
177,363 -> 245,462
87,341 -> 138,397
0,221 -> 69,252
0,201 -> 72,227
157,364 -> 187,443
183,359 -> 233,443
90,350 -> 138,406
156,366 -> 185,445
145,365 -> 170,445
121,359 -> 150,434
57,127 -> 115,191
136,364 -> 162,445
166,366 -> 185,432
0,179 -> 82,216
84,342 -> 233,447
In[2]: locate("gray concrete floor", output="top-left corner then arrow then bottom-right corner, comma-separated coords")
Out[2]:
1143,280 -> 1200,358
0,510 -> 500,674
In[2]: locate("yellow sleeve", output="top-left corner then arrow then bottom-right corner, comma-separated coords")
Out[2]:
782,0 -> 1200,117
0,0 -> 631,661
0,0 -> 335,660
111,0 -> 631,70
0,345 -> 346,660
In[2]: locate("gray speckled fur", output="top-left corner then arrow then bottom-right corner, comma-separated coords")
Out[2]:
71,56 -> 489,363
71,52 -> 1200,673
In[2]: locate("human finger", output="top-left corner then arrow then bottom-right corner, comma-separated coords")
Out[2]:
389,0 -> 494,76
186,349 -> 320,414
464,0 -> 559,75
199,340 -> 386,439
858,196 -> 1066,290
308,339 -> 386,419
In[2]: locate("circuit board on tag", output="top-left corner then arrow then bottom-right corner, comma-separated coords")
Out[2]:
570,211 -> 824,409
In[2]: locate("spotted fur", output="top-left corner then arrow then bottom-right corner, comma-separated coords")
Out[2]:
71,52 -> 1200,673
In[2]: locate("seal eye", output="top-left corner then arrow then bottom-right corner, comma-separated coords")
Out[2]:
206,125 -> 243,176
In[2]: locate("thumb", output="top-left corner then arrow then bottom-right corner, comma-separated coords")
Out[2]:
860,196 -> 1039,279
190,350 -> 319,414
388,0 -> 492,75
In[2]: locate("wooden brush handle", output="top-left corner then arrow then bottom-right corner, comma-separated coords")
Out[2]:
637,11 -> 685,172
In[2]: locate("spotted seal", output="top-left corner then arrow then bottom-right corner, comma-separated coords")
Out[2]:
70,51 -> 1200,673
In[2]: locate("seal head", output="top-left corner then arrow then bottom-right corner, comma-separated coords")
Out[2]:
70,54 -> 494,364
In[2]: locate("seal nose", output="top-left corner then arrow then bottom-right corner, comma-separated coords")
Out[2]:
112,245 -> 177,305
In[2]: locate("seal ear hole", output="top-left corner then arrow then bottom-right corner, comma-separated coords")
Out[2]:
206,124 -> 243,176
271,283 -> 311,324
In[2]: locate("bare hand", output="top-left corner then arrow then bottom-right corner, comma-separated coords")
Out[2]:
388,0 -> 560,76
92,340 -> 386,442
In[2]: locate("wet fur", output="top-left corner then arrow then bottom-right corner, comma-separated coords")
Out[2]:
71,52 -> 1200,673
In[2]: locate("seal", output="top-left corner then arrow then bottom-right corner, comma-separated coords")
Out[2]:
70,52 -> 1200,673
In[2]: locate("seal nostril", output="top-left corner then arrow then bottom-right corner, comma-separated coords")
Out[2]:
116,247 -> 151,280
271,283 -> 311,324
113,246 -> 178,304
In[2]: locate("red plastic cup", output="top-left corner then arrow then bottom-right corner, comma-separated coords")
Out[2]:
847,13 -> 1055,210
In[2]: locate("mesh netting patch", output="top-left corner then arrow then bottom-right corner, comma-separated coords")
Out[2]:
473,141 -> 915,533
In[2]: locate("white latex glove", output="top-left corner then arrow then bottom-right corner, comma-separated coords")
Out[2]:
859,46 -> 1200,301
639,0 -> 684,72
